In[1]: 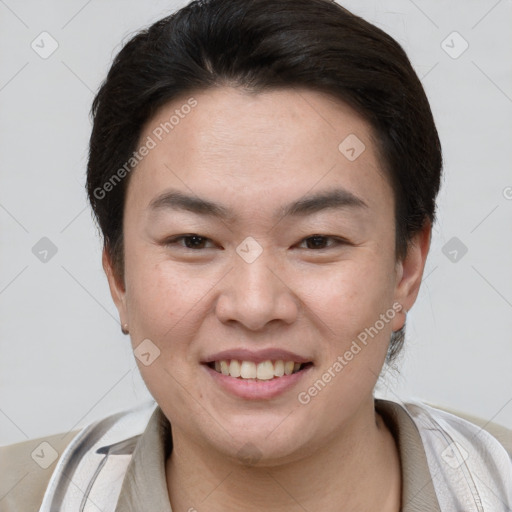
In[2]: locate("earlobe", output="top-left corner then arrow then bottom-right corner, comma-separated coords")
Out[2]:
102,247 -> 128,328
391,221 -> 431,331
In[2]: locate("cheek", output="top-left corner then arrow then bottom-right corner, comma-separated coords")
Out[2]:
302,257 -> 396,335
294,262 -> 396,422
123,251 -> 213,349
123,256 -> 212,410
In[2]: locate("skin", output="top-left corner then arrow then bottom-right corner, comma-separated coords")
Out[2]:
104,86 -> 431,512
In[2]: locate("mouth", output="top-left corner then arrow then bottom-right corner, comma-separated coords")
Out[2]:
201,349 -> 314,399
205,359 -> 314,381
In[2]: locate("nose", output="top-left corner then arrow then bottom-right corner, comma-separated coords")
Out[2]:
214,247 -> 300,331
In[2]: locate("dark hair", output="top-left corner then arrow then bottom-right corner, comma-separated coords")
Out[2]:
86,0 -> 442,362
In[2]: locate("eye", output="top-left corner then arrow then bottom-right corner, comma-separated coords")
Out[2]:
165,234 -> 216,250
297,235 -> 346,250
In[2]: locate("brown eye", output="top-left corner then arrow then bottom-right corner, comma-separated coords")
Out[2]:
166,234 -> 214,249
299,235 -> 343,250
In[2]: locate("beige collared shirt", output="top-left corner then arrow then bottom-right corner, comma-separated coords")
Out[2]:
1,400 -> 510,511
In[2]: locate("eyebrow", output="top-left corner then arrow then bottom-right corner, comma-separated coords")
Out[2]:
148,187 -> 368,221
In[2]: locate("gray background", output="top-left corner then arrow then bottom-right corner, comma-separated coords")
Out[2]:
1,0 -> 511,446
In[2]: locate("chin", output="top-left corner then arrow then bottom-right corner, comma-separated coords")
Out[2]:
203,413 -> 318,466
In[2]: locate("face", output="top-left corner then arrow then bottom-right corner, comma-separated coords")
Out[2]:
104,86 -> 429,464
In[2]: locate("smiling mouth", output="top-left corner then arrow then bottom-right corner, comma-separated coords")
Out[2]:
206,359 -> 313,380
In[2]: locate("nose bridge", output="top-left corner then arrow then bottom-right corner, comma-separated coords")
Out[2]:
215,238 -> 298,330
236,244 -> 278,303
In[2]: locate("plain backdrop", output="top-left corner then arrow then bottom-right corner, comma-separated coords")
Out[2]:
1,0 -> 511,446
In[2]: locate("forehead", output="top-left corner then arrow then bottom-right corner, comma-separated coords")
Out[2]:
128,86 -> 392,218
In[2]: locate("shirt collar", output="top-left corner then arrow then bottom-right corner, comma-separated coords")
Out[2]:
376,399 -> 441,511
114,405 -> 173,512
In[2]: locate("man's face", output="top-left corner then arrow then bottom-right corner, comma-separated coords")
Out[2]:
105,86 -> 424,463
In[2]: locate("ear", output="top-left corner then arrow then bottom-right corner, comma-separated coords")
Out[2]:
102,247 -> 128,328
391,221 -> 432,332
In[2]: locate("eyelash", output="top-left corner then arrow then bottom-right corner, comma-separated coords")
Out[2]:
164,234 -> 348,251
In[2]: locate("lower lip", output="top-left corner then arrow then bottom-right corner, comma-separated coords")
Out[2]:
202,364 -> 313,400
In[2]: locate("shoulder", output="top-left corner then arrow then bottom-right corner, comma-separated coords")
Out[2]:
398,400 -> 512,506
379,398 -> 512,508
427,402 -> 512,458
0,430 -> 80,512
0,401 -> 158,512
407,400 -> 512,459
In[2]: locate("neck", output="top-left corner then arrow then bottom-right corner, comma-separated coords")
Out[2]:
165,398 -> 401,512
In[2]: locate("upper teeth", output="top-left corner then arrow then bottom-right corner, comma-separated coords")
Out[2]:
213,360 -> 302,380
